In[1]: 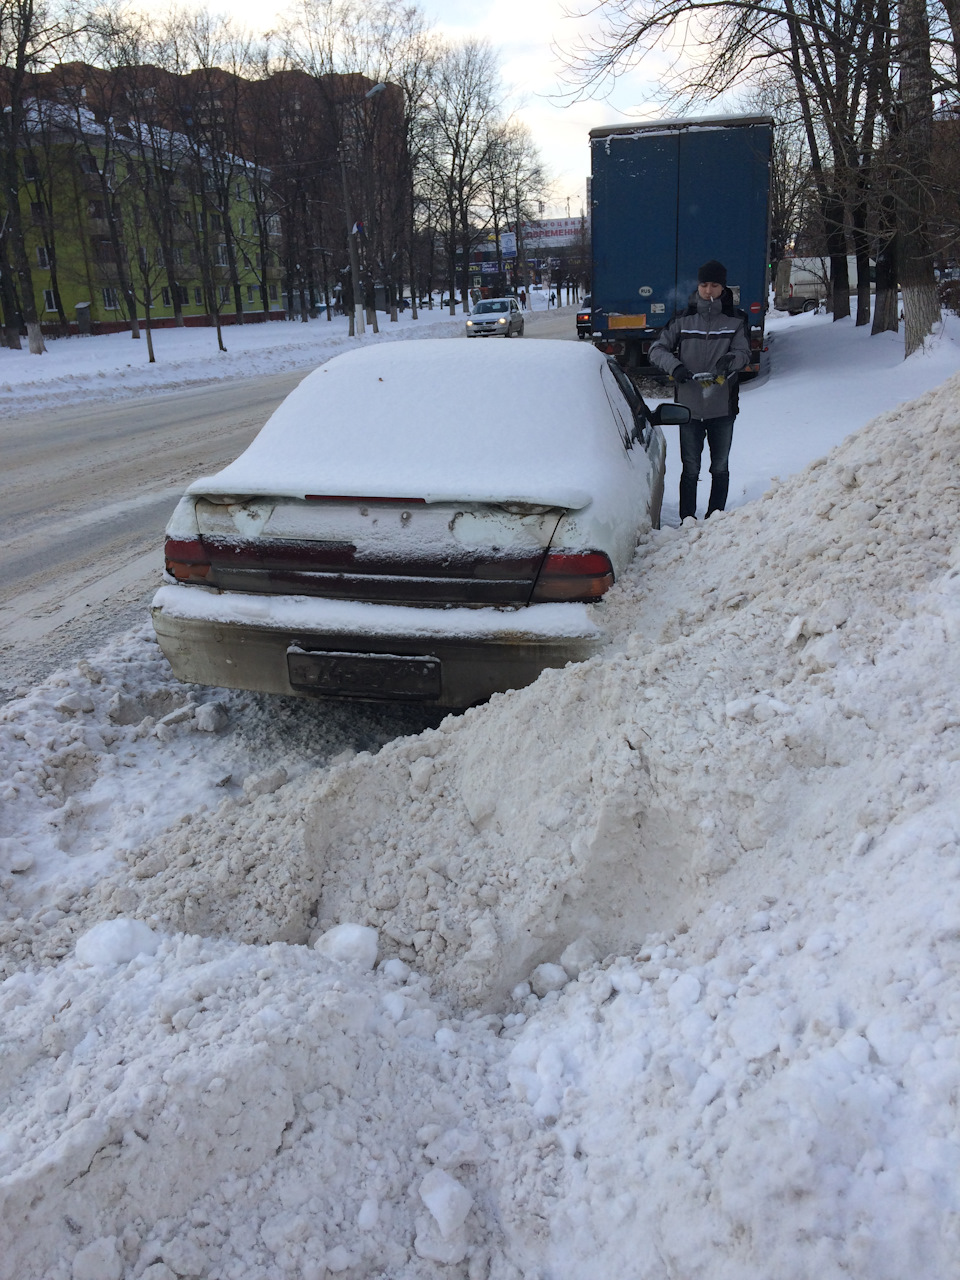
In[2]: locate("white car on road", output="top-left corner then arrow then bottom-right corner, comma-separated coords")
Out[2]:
152,339 -> 686,707
466,297 -> 524,337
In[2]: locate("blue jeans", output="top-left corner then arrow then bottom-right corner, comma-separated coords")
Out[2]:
679,415 -> 735,519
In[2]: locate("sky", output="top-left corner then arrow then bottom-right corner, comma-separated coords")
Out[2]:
418,0 -> 667,215
169,0 -> 679,216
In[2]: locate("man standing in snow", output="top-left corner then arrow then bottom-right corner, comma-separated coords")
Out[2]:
649,260 -> 751,520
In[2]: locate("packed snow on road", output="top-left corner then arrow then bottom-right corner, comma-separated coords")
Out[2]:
1,310 -> 960,1279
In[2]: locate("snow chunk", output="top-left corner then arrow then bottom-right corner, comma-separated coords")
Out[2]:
560,936 -> 599,978
195,701 -> 229,733
313,923 -> 379,969
530,962 -> 568,997
72,1236 -> 122,1280
418,1167 -> 473,1237
75,919 -> 159,967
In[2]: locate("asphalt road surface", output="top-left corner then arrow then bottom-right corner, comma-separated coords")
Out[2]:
0,305 -> 580,699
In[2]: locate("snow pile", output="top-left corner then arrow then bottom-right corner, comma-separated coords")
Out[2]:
0,633 -> 439,979
1,372 -> 960,1277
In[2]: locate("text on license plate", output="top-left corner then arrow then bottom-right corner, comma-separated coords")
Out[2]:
287,647 -> 441,700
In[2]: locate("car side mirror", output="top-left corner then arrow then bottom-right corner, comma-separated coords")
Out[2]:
651,404 -> 692,426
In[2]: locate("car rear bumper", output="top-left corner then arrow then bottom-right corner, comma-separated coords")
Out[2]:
152,585 -> 603,707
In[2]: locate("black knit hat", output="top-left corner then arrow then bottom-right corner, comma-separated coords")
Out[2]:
698,259 -> 728,285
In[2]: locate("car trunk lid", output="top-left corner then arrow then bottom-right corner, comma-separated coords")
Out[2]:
185,495 -> 566,606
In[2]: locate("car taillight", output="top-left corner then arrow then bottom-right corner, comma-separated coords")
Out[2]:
165,537 -> 212,583
531,551 -> 615,602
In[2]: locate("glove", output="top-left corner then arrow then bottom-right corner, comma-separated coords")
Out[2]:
672,364 -> 693,383
716,353 -> 738,376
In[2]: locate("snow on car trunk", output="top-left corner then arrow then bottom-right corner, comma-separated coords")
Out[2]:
185,339 -> 626,509
1,372 -> 959,1277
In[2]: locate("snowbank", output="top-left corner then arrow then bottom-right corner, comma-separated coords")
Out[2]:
1,368 -> 960,1277
0,306 -> 464,419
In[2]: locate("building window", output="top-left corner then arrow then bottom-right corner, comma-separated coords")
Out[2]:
172,247 -> 184,267
161,287 -> 171,307
194,287 -> 203,305
238,217 -> 246,236
102,288 -> 119,310
266,215 -> 280,235
137,246 -> 149,269
215,242 -> 229,266
30,202 -> 43,226
43,289 -> 56,312
218,285 -> 229,303
36,245 -> 51,269
210,213 -> 222,231
269,283 -> 278,301
88,199 -> 105,219
79,154 -> 99,175
246,284 -> 255,303
94,239 -> 116,264
177,285 -> 190,305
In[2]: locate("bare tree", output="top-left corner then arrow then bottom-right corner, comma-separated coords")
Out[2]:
422,39 -> 500,313
0,0 -> 80,352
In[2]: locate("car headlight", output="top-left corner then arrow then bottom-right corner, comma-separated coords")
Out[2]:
498,317 -> 507,324
466,320 -> 473,326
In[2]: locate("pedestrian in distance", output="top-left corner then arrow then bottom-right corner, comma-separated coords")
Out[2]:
519,289 -> 527,310
649,259 -> 751,521
549,291 -> 556,307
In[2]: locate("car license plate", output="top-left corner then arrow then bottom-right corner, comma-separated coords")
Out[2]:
287,647 -> 441,700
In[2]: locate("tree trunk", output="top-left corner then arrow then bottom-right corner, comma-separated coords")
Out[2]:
872,230 -> 900,334
825,197 -> 850,320
896,0 -> 940,355
145,309 -> 156,364
851,185 -> 872,327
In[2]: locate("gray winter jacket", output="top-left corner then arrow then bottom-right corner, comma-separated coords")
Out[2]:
648,295 -> 752,420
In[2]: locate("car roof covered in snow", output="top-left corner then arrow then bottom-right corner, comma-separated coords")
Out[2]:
187,339 -> 628,509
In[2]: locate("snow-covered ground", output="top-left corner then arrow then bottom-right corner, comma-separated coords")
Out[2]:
0,303 -> 467,420
1,308 -> 960,1279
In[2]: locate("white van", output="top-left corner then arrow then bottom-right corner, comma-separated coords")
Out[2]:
774,256 -> 869,313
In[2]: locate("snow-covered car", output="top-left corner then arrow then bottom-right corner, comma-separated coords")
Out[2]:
152,339 -> 685,707
465,297 -> 524,337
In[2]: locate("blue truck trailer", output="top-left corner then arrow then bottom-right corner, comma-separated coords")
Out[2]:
589,114 -> 773,377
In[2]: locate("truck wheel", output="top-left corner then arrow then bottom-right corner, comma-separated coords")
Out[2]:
802,299 -> 817,313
